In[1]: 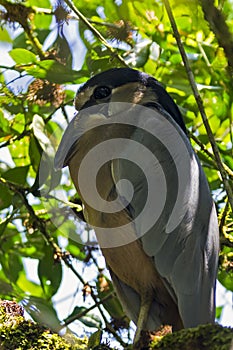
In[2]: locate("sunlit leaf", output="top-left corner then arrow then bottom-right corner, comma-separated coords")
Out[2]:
17,273 -> 43,297
216,306 -> 224,320
32,115 -> 54,156
9,48 -> 38,64
0,110 -> 11,136
218,270 -> 233,292
125,39 -> 151,67
23,60 -> 88,83
0,28 -> 12,43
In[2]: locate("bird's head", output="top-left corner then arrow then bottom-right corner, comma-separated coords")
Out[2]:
54,68 -> 186,170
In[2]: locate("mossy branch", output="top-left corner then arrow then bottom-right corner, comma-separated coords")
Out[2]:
1,300 -> 232,349
152,324 -> 233,350
0,300 -> 87,349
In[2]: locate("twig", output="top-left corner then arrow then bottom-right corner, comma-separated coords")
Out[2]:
62,257 -> 108,319
0,176 -> 126,343
163,0 -> 233,213
62,0 -> 127,67
23,27 -> 45,59
32,6 -> 53,15
62,292 -> 114,326
220,237 -> 233,249
0,0 -> 45,59
0,129 -> 31,149
199,0 -> 233,72
219,200 -> 229,234
0,100 -> 69,149
61,255 -> 128,347
190,132 -> 233,178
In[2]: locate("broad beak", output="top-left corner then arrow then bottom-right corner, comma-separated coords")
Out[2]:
54,106 -> 108,171
54,115 -> 78,170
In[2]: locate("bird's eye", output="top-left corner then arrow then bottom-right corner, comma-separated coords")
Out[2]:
93,86 -> 111,100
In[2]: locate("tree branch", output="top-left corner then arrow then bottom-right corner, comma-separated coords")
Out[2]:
163,0 -> 233,213
189,132 -> 233,178
62,0 -> 127,67
0,176 -> 126,346
0,0 -> 45,59
199,0 -> 233,72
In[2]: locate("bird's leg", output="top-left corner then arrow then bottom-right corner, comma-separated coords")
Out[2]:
133,296 -> 152,348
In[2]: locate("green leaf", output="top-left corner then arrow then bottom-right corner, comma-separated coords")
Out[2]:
80,310 -> 102,328
218,270 -> 233,292
12,192 -> 24,209
17,272 -> 44,297
65,306 -> 102,329
0,184 -> 12,210
23,60 -> 88,83
64,89 -> 76,104
2,165 -> 29,186
13,31 -> 31,50
66,239 -> 86,260
96,274 -> 128,322
0,278 -> 14,295
9,254 -> 23,283
18,244 -> 43,259
23,231 -> 47,259
10,113 -> 25,134
0,28 -> 12,43
0,110 -> 11,136
0,252 -> 23,284
32,115 -> 54,156
215,306 -> 223,320
31,116 -> 62,192
23,295 -> 61,331
0,270 -> 14,298
33,0 -> 52,30
125,39 -> 151,67
29,135 -> 42,173
9,48 -> 37,64
38,245 -> 62,298
8,138 -> 29,167
88,330 -> 102,349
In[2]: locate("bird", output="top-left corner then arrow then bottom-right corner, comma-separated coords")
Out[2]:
54,68 -> 219,347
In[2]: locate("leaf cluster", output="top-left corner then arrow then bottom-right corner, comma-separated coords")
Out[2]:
0,0 -> 233,348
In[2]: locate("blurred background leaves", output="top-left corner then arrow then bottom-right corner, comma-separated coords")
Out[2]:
0,0 -> 232,348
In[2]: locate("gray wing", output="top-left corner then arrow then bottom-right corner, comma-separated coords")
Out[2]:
111,106 -> 219,327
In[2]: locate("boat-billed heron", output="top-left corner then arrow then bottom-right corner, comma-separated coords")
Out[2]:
54,68 -> 219,346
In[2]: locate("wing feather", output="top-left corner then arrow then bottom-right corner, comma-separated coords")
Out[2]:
111,106 -> 219,327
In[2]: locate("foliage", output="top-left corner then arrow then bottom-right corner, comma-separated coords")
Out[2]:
0,300 -> 232,350
0,0 -> 233,348
0,300 -> 88,349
